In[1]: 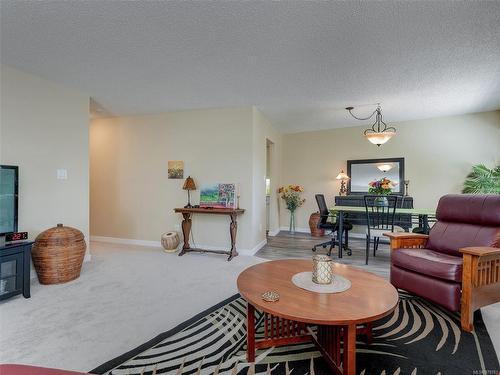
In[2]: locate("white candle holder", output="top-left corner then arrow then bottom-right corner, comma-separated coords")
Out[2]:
312,255 -> 334,284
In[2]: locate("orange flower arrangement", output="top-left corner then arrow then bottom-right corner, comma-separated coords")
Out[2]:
278,184 -> 305,211
368,177 -> 396,195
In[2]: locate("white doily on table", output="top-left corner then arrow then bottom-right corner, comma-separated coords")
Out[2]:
291,272 -> 351,294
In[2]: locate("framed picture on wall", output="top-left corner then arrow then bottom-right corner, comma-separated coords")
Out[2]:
168,161 -> 184,179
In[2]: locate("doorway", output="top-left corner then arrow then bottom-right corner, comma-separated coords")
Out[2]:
265,139 -> 274,236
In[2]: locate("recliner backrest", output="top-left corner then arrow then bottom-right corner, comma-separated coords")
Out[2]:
427,194 -> 500,256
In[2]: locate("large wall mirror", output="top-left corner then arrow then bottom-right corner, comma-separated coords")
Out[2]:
347,158 -> 405,195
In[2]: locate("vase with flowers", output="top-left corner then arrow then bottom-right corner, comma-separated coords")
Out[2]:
278,185 -> 306,234
368,177 -> 396,206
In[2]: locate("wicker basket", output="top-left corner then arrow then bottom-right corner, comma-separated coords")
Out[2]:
32,224 -> 86,285
309,212 -> 325,237
161,231 -> 180,252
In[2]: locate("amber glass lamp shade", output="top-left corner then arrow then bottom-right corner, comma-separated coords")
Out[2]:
182,176 -> 196,208
183,176 -> 196,190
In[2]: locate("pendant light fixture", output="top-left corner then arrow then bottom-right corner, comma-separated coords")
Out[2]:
345,104 -> 396,146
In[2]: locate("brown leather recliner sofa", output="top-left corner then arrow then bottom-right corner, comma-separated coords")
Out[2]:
384,194 -> 500,332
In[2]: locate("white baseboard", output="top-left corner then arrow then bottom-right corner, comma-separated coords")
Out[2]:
90,235 -> 266,257
267,228 -> 280,237
242,239 -> 267,256
279,226 -> 310,233
90,236 -> 162,247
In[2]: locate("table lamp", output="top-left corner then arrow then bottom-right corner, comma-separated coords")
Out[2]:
336,170 -> 350,196
182,176 -> 196,208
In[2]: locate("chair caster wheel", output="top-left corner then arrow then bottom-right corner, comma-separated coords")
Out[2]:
312,247 -> 316,252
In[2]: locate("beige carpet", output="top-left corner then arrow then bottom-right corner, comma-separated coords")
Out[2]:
0,241 -> 263,372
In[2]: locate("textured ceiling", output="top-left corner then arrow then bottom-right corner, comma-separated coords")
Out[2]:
1,1 -> 499,132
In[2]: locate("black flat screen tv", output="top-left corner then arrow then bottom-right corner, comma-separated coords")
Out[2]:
0,165 -> 18,236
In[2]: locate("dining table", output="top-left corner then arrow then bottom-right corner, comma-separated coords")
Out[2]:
329,205 -> 436,258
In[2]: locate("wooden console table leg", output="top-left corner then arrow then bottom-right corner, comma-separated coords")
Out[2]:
228,213 -> 239,261
179,212 -> 192,256
343,324 -> 357,375
247,303 -> 256,362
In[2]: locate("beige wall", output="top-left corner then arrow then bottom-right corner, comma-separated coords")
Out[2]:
281,111 -> 500,230
90,107 -> 281,252
252,108 -> 282,241
0,65 -> 90,250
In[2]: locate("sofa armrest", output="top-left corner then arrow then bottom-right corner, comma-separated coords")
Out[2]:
459,246 -> 500,257
383,233 -> 429,240
460,246 -> 500,332
383,232 -> 429,250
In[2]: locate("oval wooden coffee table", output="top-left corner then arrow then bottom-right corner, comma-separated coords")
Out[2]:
237,259 -> 399,375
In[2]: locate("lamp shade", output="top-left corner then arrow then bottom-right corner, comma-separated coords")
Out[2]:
182,176 -> 196,190
336,170 -> 350,180
365,131 -> 395,146
377,163 -> 393,172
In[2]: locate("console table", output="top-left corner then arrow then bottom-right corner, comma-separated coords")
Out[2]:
0,241 -> 33,301
174,208 -> 245,261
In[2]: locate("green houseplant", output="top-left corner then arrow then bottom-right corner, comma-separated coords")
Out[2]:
462,164 -> 500,194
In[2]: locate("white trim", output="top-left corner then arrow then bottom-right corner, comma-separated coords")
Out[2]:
279,226 -> 310,233
84,253 -> 92,262
90,236 -> 161,247
240,238 -> 267,256
267,228 -> 280,237
90,235 -> 266,256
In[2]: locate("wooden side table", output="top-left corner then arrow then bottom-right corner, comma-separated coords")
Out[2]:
174,208 -> 245,261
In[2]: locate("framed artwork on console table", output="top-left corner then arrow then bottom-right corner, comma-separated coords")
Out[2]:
200,183 -> 236,208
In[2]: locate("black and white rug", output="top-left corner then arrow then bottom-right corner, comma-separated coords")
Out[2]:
92,292 -> 499,375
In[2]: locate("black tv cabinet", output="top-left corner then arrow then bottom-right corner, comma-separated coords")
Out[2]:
0,241 -> 33,301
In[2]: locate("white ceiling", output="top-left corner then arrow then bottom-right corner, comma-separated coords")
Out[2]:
1,1 -> 499,133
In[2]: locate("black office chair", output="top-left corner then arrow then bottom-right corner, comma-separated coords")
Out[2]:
363,195 -> 399,264
312,194 -> 352,256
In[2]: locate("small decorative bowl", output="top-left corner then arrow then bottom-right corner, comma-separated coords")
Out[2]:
261,291 -> 280,302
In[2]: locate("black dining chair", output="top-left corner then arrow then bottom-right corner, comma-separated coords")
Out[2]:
363,195 -> 399,265
312,194 -> 352,256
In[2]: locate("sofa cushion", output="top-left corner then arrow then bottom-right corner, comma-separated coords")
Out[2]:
436,194 -> 500,226
392,248 -> 463,282
427,221 -> 500,256
390,265 -> 461,312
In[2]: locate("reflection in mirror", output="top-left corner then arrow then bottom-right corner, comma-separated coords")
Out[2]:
347,158 -> 404,194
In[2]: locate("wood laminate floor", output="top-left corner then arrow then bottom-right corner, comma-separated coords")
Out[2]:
257,231 -> 391,279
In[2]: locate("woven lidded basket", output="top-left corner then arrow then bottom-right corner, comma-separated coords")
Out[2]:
32,224 -> 86,285
161,231 -> 180,252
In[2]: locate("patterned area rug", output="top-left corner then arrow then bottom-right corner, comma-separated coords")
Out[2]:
92,292 -> 499,375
